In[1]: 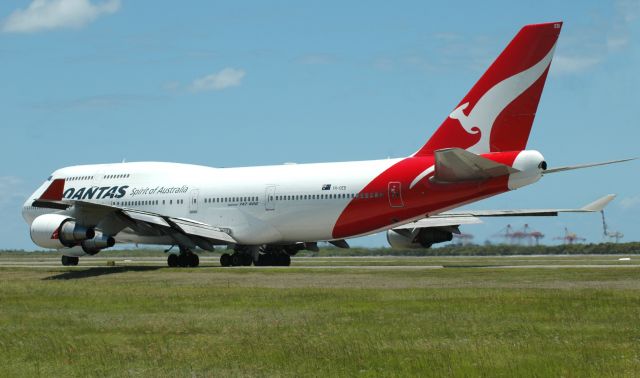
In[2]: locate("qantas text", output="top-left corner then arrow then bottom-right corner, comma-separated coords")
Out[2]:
63,186 -> 128,200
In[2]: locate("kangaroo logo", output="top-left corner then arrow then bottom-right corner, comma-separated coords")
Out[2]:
451,43 -> 557,154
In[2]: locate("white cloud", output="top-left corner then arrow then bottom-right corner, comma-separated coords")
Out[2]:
189,68 -> 246,92
550,55 -> 602,75
619,194 -> 640,210
550,0 -> 640,75
2,0 -> 120,33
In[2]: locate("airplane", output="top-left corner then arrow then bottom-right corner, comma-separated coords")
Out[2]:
22,21 -> 631,267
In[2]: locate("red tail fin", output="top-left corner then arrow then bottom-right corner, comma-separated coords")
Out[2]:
415,22 -> 562,156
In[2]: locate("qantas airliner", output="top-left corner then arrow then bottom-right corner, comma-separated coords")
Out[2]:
22,22 -> 629,267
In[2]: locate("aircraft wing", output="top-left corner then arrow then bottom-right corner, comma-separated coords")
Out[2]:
32,179 -> 236,248
394,194 -> 615,231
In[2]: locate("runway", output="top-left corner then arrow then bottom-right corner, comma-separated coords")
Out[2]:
0,255 -> 637,269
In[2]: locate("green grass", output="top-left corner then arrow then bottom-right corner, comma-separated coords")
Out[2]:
0,263 -> 639,377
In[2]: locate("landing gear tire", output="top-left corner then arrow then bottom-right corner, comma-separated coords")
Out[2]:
231,254 -> 242,266
220,253 -> 231,267
167,254 -> 178,267
256,253 -> 290,266
255,254 -> 267,266
189,253 -> 200,267
177,253 -> 190,267
241,254 -> 252,266
279,254 -> 291,266
61,255 -> 79,266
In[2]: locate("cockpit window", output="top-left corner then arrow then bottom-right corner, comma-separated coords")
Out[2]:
47,176 -> 52,181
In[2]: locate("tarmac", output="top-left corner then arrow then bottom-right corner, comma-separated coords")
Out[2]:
0,256 -> 638,269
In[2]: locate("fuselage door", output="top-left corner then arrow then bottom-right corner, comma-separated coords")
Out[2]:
265,185 -> 276,211
388,182 -> 404,208
189,189 -> 199,213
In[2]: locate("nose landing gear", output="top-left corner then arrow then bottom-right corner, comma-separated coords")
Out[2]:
61,255 -> 79,266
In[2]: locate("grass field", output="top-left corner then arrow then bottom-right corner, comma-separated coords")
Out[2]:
0,254 -> 639,377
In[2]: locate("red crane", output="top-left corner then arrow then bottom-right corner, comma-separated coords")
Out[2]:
554,227 -> 586,245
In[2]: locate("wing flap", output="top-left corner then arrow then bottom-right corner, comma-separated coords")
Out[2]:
169,217 -> 236,243
123,210 -> 171,228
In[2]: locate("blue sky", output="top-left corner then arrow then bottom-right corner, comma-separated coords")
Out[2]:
1,0 -> 638,249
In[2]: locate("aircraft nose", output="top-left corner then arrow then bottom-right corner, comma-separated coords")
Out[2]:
22,196 -> 35,224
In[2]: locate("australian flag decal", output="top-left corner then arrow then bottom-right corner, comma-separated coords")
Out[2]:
321,184 -> 331,190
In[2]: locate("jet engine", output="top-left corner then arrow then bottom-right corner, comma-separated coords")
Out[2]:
80,231 -> 115,255
30,214 -> 115,254
30,214 -> 95,249
386,228 -> 453,249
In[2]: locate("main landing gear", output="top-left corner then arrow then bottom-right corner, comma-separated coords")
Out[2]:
167,247 -> 200,268
219,246 -> 292,267
61,255 -> 79,266
219,253 -> 252,267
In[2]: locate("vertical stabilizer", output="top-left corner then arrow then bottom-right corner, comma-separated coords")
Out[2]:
415,22 -> 562,156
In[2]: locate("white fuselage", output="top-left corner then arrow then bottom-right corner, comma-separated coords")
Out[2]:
23,159 -> 400,246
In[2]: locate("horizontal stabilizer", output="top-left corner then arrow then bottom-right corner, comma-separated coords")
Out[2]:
443,194 -> 616,217
544,158 -> 635,174
432,148 -> 518,183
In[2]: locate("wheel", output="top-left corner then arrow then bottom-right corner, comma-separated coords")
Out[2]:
177,254 -> 189,267
231,254 -> 242,266
61,256 -> 79,266
241,254 -> 252,266
220,253 -> 231,267
167,254 -> 178,267
280,254 -> 291,266
189,253 -> 200,267
264,253 -> 276,266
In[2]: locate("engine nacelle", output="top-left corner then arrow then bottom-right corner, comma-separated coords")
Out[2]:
30,214 -> 95,249
386,228 -> 453,249
81,232 -> 115,255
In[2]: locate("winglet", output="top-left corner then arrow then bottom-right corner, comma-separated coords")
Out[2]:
581,194 -> 616,212
39,178 -> 65,201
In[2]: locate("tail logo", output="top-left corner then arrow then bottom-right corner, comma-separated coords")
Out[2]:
451,43 -> 557,154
